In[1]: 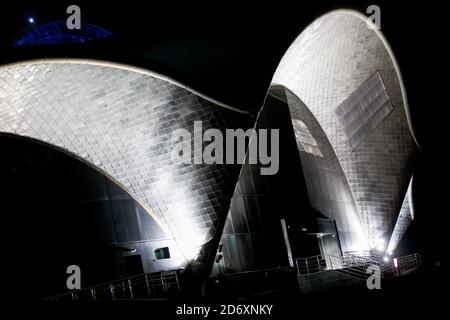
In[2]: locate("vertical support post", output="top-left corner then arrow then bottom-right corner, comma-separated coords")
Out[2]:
122,281 -> 126,298
280,219 -> 294,267
110,284 -> 115,300
417,254 -> 423,268
128,279 -> 134,299
175,271 -> 180,290
90,288 -> 96,301
145,274 -> 151,296
161,273 -> 166,292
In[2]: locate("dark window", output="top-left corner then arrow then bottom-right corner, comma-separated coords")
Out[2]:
154,247 -> 170,259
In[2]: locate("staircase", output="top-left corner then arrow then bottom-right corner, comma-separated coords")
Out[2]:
295,251 -> 422,293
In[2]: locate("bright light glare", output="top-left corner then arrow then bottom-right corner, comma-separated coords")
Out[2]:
168,194 -> 205,260
393,258 -> 398,268
375,238 -> 386,251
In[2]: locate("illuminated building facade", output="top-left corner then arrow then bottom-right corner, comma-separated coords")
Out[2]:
0,10 -> 417,284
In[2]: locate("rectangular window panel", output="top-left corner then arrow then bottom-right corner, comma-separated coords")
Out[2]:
334,71 -> 394,150
292,119 -> 323,157
154,247 -> 171,259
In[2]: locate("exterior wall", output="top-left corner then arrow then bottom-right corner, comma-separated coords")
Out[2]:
387,177 -> 414,253
278,87 -> 368,252
213,94 -> 303,274
2,134 -> 185,297
272,10 -> 417,250
0,62 -> 251,272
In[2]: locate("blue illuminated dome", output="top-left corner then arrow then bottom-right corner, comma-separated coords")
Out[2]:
13,20 -> 113,47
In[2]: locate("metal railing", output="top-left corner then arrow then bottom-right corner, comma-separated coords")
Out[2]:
397,253 -> 422,272
383,253 -> 422,277
338,254 -> 379,279
326,254 -> 343,270
45,269 -> 182,301
344,251 -> 383,264
295,255 -> 327,275
296,251 -> 421,279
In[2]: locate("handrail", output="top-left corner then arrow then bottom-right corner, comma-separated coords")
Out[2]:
215,266 -> 292,278
382,253 -> 422,276
296,255 -> 327,275
296,251 -> 421,279
45,269 -> 183,301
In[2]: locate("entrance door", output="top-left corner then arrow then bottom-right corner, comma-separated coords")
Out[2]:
318,234 -> 342,269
